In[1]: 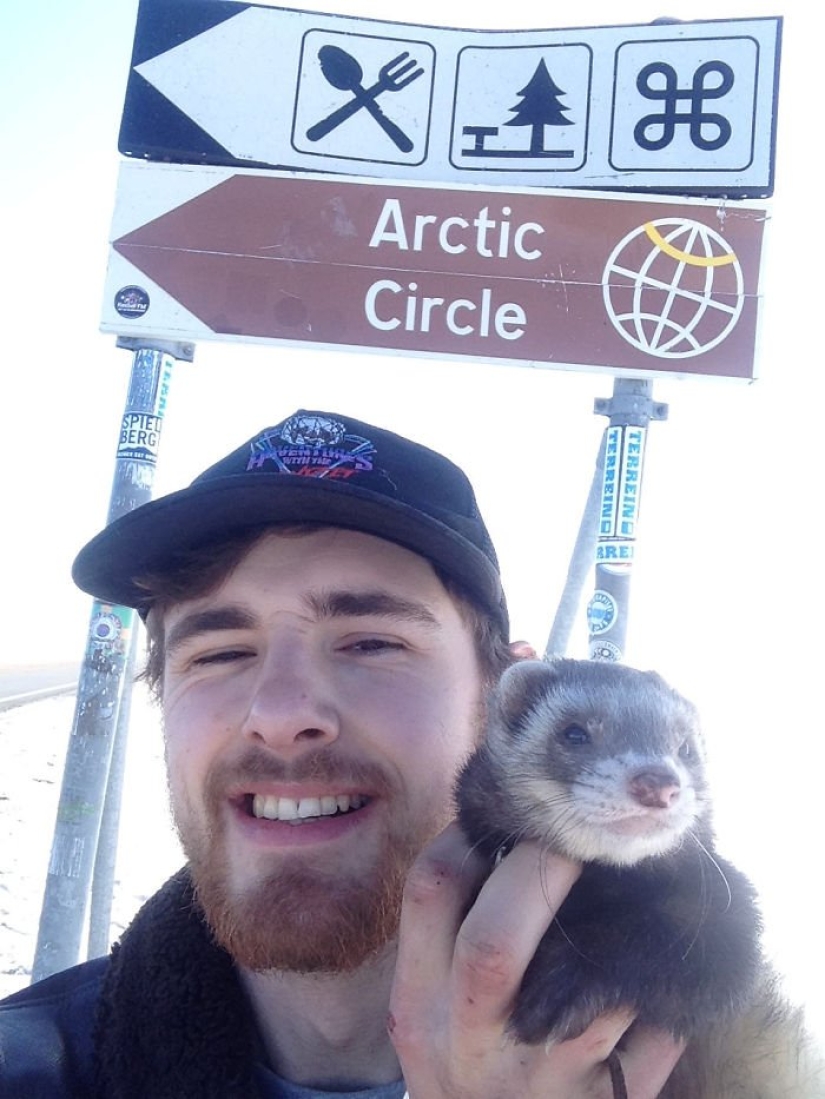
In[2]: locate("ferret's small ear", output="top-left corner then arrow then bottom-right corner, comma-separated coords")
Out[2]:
495,659 -> 559,729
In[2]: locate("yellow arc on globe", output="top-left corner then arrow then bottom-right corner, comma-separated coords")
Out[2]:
644,223 -> 737,267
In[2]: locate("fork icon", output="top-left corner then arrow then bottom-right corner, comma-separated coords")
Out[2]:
306,46 -> 425,151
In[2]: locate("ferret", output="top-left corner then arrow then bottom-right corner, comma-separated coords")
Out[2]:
456,658 -> 825,1099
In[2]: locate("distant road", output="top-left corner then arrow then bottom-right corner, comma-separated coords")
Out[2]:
0,663 -> 80,712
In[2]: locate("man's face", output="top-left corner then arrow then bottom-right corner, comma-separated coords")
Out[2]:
161,528 -> 485,972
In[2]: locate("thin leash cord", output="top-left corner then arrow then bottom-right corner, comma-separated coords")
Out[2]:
607,1049 -> 629,1099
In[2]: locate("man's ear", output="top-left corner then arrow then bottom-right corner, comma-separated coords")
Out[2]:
507,639 -> 538,662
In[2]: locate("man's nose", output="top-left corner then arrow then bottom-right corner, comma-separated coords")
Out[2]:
240,644 -> 340,756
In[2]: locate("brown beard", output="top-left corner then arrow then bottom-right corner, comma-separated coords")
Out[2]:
172,745 -> 446,973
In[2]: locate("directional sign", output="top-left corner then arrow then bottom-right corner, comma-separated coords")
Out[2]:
101,161 -> 768,381
119,0 -> 782,196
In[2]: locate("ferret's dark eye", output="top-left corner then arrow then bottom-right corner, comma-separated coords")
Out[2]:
561,724 -> 590,746
678,740 -> 691,759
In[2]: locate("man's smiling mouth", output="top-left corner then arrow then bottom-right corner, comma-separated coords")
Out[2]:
248,793 -> 369,824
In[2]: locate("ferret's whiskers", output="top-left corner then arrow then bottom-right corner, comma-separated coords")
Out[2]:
550,913 -> 603,966
542,797 -> 584,855
678,831 -> 712,960
677,829 -> 733,961
691,831 -> 733,911
458,842 -> 483,875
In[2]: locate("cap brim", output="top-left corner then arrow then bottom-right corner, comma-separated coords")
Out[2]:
72,473 -> 507,630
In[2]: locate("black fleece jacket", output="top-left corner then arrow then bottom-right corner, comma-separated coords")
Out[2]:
0,868 -> 266,1099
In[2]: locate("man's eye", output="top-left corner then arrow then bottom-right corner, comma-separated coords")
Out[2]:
346,638 -> 405,654
192,649 -> 253,666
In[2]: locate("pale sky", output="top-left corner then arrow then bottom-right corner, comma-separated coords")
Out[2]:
2,0 -> 822,1036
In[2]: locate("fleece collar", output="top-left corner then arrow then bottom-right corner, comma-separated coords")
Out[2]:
93,867 -> 263,1099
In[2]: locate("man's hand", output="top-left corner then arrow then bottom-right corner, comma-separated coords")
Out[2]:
389,823 -> 684,1098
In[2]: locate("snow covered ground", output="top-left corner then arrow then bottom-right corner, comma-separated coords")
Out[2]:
2,687 -> 824,1053
0,687 -> 181,999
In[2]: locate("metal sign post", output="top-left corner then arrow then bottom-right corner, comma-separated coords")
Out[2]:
32,339 -> 193,982
87,623 -> 141,959
586,378 -> 668,663
543,434 -> 605,659
542,379 -> 667,662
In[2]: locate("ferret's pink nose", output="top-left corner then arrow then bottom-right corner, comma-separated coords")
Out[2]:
629,769 -> 681,809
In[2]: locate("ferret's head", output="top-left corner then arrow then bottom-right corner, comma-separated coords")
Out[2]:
481,658 -> 709,867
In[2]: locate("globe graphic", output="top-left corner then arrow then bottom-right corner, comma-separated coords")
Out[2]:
602,218 -> 744,359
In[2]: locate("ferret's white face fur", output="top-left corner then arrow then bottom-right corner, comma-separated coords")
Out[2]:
484,659 -> 708,867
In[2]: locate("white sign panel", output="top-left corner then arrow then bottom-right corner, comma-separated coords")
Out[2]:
120,2 -> 781,195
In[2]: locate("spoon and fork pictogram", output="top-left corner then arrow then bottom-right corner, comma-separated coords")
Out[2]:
306,45 -> 424,151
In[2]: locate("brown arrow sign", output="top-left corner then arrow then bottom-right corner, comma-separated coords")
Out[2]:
104,165 -> 768,380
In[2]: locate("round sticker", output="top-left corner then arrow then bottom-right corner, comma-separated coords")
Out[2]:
590,640 -> 622,662
587,589 -> 618,635
90,610 -> 123,648
114,285 -> 150,319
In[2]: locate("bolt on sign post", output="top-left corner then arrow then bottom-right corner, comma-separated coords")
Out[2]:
32,341 -> 192,982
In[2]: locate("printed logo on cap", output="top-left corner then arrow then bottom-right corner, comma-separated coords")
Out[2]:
246,414 -> 378,481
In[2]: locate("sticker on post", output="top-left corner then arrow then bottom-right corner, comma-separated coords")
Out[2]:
117,413 -> 163,463
114,285 -> 151,319
587,589 -> 619,635
590,639 -> 622,662
596,539 -> 635,571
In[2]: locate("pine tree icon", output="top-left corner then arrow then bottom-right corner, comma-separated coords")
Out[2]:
504,58 -> 574,154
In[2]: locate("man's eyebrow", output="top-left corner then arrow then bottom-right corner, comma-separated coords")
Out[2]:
307,589 -> 440,628
165,606 -> 258,656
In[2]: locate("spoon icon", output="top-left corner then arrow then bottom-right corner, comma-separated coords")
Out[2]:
309,45 -> 415,152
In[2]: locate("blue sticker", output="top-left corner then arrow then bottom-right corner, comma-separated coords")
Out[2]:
587,589 -> 618,635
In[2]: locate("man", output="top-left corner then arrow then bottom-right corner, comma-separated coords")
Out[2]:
0,410 -> 683,1097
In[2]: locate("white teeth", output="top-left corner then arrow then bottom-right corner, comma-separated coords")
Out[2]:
279,797 -> 300,820
251,793 -> 366,821
298,797 -> 320,819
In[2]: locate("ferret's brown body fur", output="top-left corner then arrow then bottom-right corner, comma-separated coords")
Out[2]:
456,658 -> 824,1098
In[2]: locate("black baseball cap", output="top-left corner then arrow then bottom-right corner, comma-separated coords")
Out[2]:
72,410 -> 509,635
